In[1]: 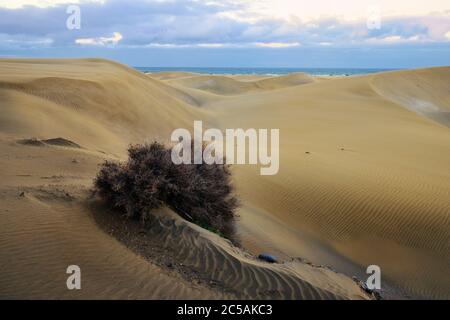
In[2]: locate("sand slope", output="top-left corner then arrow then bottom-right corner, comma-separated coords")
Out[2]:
0,59 -> 370,299
197,68 -> 450,299
0,59 -> 449,299
370,67 -> 450,127
0,58 -> 205,156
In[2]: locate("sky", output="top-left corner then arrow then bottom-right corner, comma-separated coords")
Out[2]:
1,0 -> 449,68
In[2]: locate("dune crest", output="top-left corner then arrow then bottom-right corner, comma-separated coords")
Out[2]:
370,67 -> 450,127
162,72 -> 315,96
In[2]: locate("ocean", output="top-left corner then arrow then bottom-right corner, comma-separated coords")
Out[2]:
134,67 -> 397,76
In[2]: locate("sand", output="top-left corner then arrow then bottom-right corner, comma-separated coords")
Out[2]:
0,58 -> 448,299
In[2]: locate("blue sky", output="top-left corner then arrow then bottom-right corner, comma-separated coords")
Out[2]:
1,0 -> 449,68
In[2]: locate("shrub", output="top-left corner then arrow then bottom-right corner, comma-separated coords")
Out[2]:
94,141 -> 239,240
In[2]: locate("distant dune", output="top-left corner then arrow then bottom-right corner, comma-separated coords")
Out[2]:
0,58 -> 449,299
152,72 -> 315,96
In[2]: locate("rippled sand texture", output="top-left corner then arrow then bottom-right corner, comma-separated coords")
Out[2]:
0,59 -> 449,299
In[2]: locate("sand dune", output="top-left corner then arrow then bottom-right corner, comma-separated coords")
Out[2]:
167,75 -> 259,95
0,58 -> 449,299
161,72 -> 315,96
200,70 -> 450,299
0,59 -> 206,155
254,72 -> 316,89
370,67 -> 450,127
146,71 -> 200,81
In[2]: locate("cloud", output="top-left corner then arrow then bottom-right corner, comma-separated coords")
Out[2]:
0,33 -> 54,48
196,43 -> 225,48
0,0 -> 449,51
0,0 -> 104,9
253,42 -> 300,48
76,32 -> 122,45
143,41 -> 300,48
382,35 -> 403,42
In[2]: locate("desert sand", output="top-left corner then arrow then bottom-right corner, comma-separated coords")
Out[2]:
0,58 -> 448,299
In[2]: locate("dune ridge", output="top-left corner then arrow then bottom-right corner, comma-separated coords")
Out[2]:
370,67 -> 450,127
157,72 -> 315,96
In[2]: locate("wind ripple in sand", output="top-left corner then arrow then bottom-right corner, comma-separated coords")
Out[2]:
0,186 -> 226,299
93,204 -> 371,300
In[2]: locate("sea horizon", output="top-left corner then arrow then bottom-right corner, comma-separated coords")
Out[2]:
134,66 -> 399,76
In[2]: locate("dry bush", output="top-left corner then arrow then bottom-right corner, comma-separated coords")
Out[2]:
94,141 -> 238,240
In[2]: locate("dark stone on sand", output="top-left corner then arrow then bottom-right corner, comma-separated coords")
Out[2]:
258,253 -> 278,263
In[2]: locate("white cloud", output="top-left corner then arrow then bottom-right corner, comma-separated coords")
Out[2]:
196,43 -> 226,48
0,33 -> 54,48
446,31 -> 450,39
234,0 -> 450,21
253,42 -> 301,48
382,35 -> 403,42
144,43 -> 194,48
408,35 -> 421,41
144,43 -> 228,49
75,32 -> 122,46
144,42 -> 300,49
366,34 -> 431,44
0,0 -> 104,9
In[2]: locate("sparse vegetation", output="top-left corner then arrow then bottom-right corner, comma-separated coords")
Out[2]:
94,141 -> 239,240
